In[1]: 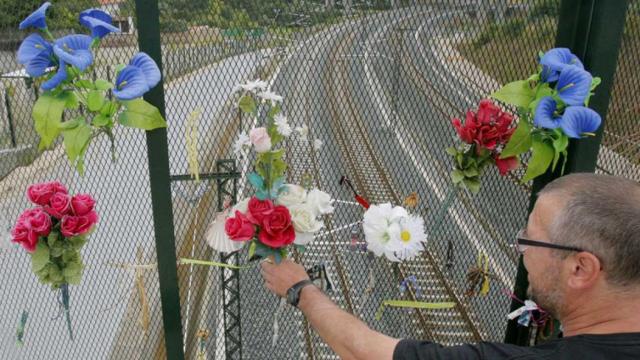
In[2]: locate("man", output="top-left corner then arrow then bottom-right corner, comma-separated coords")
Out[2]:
261,173 -> 640,359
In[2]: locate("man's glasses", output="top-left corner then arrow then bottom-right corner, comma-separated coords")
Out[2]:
514,229 -> 584,255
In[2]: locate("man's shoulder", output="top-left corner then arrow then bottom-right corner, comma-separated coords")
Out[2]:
393,339 -> 546,360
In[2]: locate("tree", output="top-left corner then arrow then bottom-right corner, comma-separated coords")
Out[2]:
0,0 -> 100,31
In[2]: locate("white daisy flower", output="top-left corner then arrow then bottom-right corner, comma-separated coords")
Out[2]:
274,114 -> 292,137
363,203 -> 410,262
232,132 -> 250,157
313,138 -> 323,151
233,79 -> 267,93
295,125 -> 309,141
386,214 -> 426,261
257,90 -> 283,103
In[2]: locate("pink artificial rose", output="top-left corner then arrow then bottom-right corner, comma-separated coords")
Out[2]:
258,205 -> 295,248
45,192 -> 72,219
246,197 -> 274,225
60,211 -> 98,237
224,211 -> 255,241
71,194 -> 96,216
11,220 -> 39,253
494,155 -> 520,176
27,181 -> 67,206
249,127 -> 272,153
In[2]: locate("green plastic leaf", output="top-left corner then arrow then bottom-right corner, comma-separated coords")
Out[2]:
62,91 -> 79,109
463,167 -> 479,178
591,77 -> 601,91
49,264 -> 64,283
267,103 -> 281,119
501,120 -> 532,159
491,80 -> 535,108
551,131 -> 569,171
118,99 -> 167,130
33,92 -> 67,150
87,90 -> 105,112
47,230 -> 59,248
462,177 -> 481,194
100,101 -> 119,117
445,146 -> 458,156
63,261 -> 83,285
31,240 -> 50,272
92,114 -> 110,127
94,79 -> 113,91
238,95 -> 256,114
62,122 -> 92,175
68,235 -> 88,251
75,79 -> 95,89
248,240 -> 257,260
451,170 -> 464,184
58,117 -> 82,130
522,139 -> 555,183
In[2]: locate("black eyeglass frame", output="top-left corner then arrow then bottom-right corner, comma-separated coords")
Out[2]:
515,230 -> 585,254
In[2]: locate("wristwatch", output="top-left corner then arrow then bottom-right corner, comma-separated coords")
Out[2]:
286,279 -> 314,307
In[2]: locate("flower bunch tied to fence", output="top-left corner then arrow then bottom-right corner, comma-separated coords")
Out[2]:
17,2 -> 166,175
11,181 -> 98,340
492,47 -> 602,182
202,80 -> 334,264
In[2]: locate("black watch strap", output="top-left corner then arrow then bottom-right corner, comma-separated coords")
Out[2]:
286,279 -> 314,307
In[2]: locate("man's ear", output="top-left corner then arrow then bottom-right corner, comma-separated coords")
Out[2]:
567,252 -> 602,289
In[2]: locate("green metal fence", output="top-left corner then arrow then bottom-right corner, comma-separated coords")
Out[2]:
0,0 -> 634,359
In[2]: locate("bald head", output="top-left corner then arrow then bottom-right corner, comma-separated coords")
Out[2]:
539,173 -> 640,288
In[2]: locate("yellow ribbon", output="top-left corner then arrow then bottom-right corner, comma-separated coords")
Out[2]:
186,108 -> 202,182
178,258 -> 258,270
478,252 -> 490,296
375,300 -> 456,320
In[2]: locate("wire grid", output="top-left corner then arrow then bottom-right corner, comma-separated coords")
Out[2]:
596,0 -> 640,181
171,1 -> 559,359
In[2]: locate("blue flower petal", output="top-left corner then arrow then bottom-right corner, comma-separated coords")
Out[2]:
557,66 -> 592,106
25,52 -> 54,77
129,53 -> 161,89
113,65 -> 150,100
81,16 -> 120,39
19,2 -> 51,30
534,96 -> 561,129
540,48 -> 584,83
53,35 -> 93,71
79,9 -> 113,27
559,106 -> 602,138
41,61 -> 68,91
17,33 -> 52,65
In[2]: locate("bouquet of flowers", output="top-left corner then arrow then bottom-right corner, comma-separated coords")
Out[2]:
16,2 -> 166,174
492,47 -> 602,182
448,99 -> 519,194
11,181 -> 98,340
205,81 -> 333,263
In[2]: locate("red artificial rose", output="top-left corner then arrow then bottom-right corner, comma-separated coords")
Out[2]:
246,197 -> 274,225
60,211 -> 98,237
11,220 -> 39,252
452,99 -> 516,151
71,194 -> 96,216
224,211 -> 255,241
494,155 -> 520,176
258,205 -> 295,248
45,192 -> 72,219
12,208 -> 51,252
27,181 -> 67,206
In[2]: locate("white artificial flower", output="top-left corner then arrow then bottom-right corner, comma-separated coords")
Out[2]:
276,184 -> 307,207
306,189 -> 334,216
233,79 -> 267,93
295,125 -> 309,141
274,114 -> 292,137
233,132 -> 250,157
313,138 -> 323,151
257,90 -> 283,103
386,214 -> 426,261
363,203 -> 415,262
289,204 -> 323,234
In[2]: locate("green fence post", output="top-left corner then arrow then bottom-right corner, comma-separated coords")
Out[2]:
134,0 -> 186,359
504,0 -> 629,345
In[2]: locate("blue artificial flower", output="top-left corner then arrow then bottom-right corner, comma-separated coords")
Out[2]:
19,2 -> 52,30
80,9 -> 120,39
556,66 -> 592,106
41,60 -> 68,91
129,53 -> 161,89
534,96 -> 601,138
113,65 -> 149,100
559,106 -> 601,138
540,48 -> 584,83
53,35 -> 93,71
17,33 -> 55,77
112,52 -> 161,100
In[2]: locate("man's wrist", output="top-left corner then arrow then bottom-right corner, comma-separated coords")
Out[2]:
297,283 -> 321,310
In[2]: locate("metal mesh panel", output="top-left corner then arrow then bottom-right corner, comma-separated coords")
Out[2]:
596,0 -> 640,181
0,1 -> 166,359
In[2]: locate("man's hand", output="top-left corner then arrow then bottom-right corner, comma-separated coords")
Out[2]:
261,259 -> 310,298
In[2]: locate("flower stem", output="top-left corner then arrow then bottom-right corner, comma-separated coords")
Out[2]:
60,283 -> 74,341
428,184 -> 459,268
